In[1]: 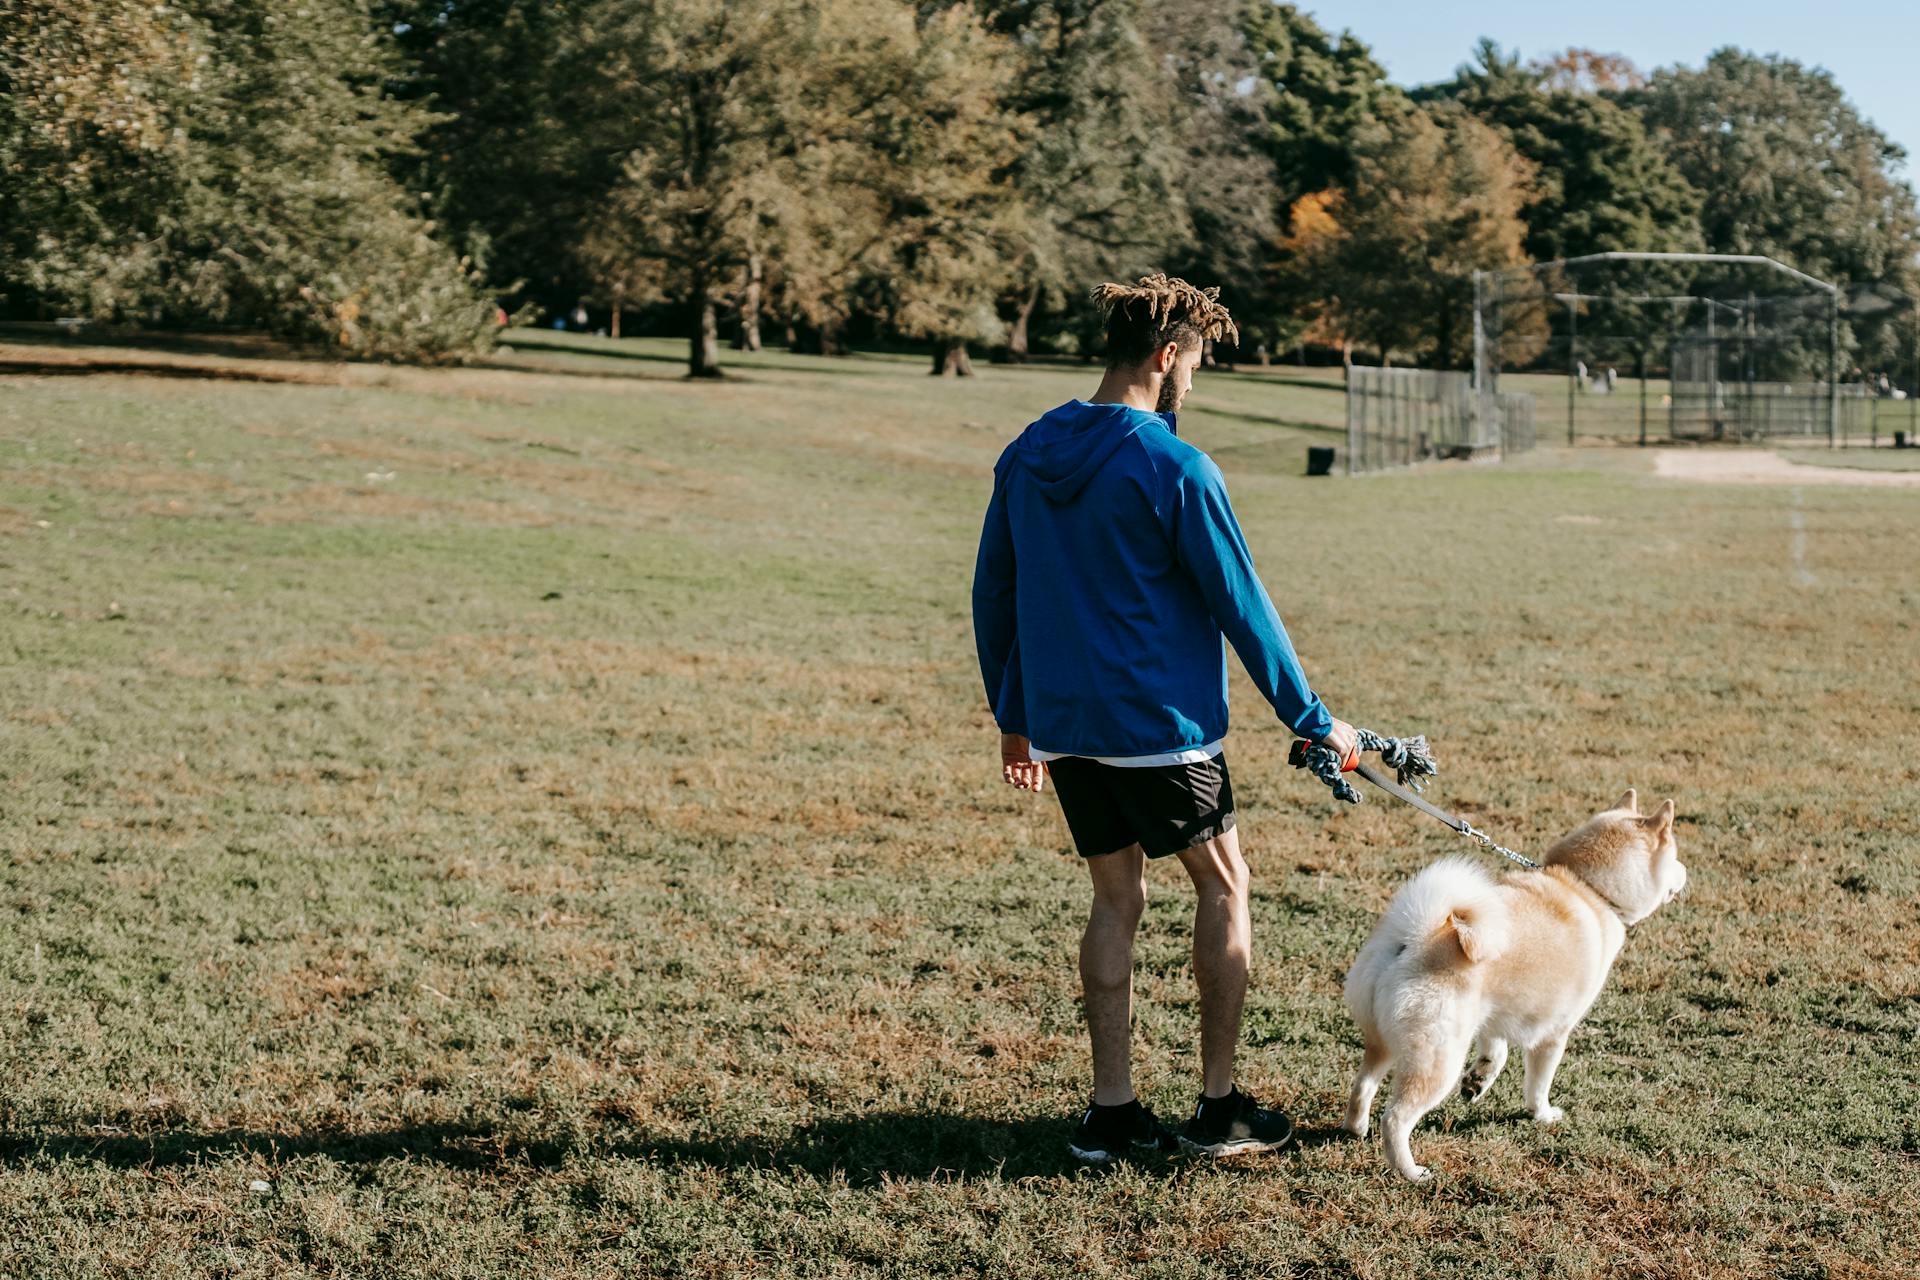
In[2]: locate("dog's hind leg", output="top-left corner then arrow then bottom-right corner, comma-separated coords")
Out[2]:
1522,1032 -> 1570,1124
1380,1036 -> 1469,1182
1343,1032 -> 1390,1139
1460,1036 -> 1509,1103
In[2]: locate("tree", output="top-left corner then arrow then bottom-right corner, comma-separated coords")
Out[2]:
571,0 -> 804,378
0,0 -> 194,320
1243,4 -> 1404,212
1531,47 -> 1645,94
971,0 -> 1189,362
1627,48 -> 1920,286
0,0 -> 502,362
1627,48 -> 1920,373
574,0 -> 1021,378
873,8 -> 1025,375
1291,105 -> 1535,367
1136,1 -> 1278,362
1269,188 -> 1351,362
377,0 -> 602,319
758,2 -> 1022,371
1418,40 -> 1701,264
1238,3 -> 1409,353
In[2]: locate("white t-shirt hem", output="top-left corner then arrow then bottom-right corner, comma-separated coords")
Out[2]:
1029,739 -> 1224,767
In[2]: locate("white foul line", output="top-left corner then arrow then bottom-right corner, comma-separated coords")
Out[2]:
1789,487 -> 1816,587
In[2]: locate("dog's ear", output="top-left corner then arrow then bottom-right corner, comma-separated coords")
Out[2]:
1612,787 -> 1638,814
1637,799 -> 1674,839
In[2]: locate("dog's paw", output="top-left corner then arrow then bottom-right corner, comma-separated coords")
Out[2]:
1460,1074 -> 1489,1103
1532,1105 -> 1565,1125
1400,1164 -> 1432,1183
1343,1119 -> 1370,1140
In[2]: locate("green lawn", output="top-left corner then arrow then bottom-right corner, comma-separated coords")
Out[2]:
2,331 -> 1916,1277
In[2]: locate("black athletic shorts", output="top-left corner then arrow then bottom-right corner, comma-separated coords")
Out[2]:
1045,753 -> 1236,860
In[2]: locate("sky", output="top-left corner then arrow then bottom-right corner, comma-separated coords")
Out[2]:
1316,1 -> 1919,177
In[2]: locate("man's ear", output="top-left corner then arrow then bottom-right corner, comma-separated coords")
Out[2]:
1154,340 -> 1181,374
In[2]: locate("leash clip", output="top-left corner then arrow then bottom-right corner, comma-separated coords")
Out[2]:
1462,821 -> 1541,870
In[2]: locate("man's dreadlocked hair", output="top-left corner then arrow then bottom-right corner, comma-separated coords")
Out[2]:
1090,273 -> 1240,369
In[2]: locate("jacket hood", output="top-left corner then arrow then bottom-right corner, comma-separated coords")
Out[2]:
1000,399 -> 1174,502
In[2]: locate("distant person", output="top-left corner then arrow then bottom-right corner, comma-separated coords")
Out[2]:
971,273 -> 1356,1165
570,303 -> 589,331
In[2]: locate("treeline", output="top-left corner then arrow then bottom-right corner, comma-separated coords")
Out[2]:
4,2 -> 1917,374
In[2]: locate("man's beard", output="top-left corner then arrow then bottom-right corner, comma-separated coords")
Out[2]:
1155,375 -> 1181,414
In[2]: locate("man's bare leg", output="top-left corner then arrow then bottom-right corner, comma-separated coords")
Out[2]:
1177,827 -> 1250,1099
1081,843 -> 1147,1105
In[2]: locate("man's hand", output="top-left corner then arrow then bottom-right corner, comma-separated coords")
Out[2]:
1000,733 -> 1049,792
1319,717 -> 1359,765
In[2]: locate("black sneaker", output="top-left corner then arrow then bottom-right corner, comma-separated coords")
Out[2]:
1178,1086 -> 1294,1157
1067,1098 -> 1177,1165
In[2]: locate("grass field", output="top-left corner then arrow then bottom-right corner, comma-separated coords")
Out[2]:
3,329 -> 1917,1277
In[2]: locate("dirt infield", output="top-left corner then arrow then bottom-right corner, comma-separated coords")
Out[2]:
1652,447 -> 1920,486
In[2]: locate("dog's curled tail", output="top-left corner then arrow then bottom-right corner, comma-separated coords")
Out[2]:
1379,856 -> 1511,965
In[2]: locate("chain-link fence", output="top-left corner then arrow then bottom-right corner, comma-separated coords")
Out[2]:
1345,366 -> 1536,474
1472,252 -> 1920,447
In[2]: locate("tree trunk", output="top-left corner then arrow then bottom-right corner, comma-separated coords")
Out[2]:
689,277 -> 722,378
791,315 -> 847,356
1341,339 -> 1354,375
733,254 -> 763,351
1003,281 -> 1039,364
611,284 -> 622,340
932,339 -> 974,376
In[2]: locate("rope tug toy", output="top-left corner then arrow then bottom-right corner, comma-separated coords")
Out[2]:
1289,728 -> 1437,804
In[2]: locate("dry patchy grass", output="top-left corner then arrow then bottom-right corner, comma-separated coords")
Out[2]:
0,331 -> 1915,1277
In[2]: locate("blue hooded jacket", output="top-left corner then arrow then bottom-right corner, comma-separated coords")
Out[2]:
971,399 -> 1331,757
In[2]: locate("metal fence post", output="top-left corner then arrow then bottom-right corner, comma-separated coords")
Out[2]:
1567,294 -> 1578,446
1345,368 -> 1357,475
1637,346 -> 1647,446
1828,291 -> 1839,448
1473,269 -> 1491,452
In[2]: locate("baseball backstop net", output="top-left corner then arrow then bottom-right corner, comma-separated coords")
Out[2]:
1470,252 -> 1918,447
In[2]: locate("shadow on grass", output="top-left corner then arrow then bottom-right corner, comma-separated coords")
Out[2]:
1195,405 -> 1344,436
501,337 -> 905,380
0,321 -> 344,365
0,1112 -> 1351,1185
473,356 -> 689,384
496,338 -> 691,368
0,356 -> 335,386
650,1114 -> 1359,1184
0,1123 -> 572,1172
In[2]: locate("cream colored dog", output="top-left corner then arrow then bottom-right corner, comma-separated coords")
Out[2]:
1341,789 -> 1686,1181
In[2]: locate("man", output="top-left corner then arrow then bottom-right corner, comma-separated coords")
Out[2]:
971,273 -> 1357,1164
